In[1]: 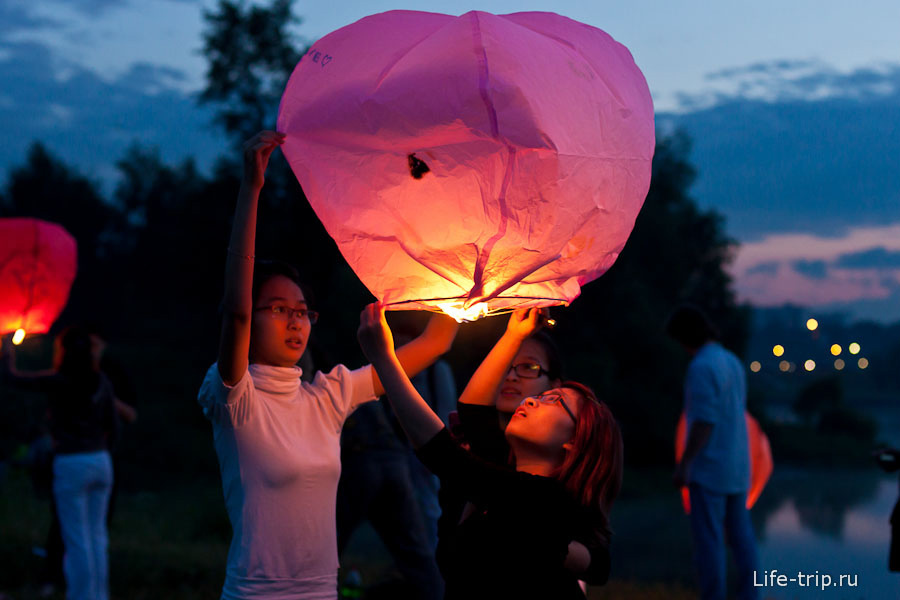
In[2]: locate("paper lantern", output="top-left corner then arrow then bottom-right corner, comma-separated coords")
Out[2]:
278,10 -> 654,320
0,218 -> 77,343
675,412 -> 773,514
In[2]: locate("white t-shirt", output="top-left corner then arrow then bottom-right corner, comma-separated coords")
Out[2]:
198,362 -> 377,599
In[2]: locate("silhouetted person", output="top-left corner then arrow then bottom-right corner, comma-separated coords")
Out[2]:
875,447 -> 900,571
666,305 -> 759,600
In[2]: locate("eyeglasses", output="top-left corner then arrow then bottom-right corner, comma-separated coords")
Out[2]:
254,305 -> 319,324
531,392 -> 577,423
508,362 -> 549,379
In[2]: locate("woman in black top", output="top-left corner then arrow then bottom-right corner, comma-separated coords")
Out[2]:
4,326 -> 117,600
358,304 -> 624,599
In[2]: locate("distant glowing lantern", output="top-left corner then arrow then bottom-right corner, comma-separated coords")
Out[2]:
806,318 -> 818,331
676,412 -> 772,513
277,10 -> 655,319
772,344 -> 784,357
0,218 -> 77,342
749,361 -> 761,373
830,344 -> 842,356
849,342 -> 861,355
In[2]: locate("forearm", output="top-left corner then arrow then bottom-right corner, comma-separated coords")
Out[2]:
680,421 -> 714,467
458,332 -> 525,406
371,315 -> 457,396
370,350 -> 445,449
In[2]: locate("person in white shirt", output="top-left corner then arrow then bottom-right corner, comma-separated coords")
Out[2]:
198,130 -> 458,599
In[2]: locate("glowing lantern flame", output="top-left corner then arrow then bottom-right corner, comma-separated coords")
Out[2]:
277,10 -> 654,315
12,329 -> 26,345
438,301 -> 490,323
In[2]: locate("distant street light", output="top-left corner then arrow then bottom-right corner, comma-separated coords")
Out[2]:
750,361 -> 761,373
779,360 -> 790,372
804,359 -> 816,372
773,344 -> 785,357
830,344 -> 842,356
834,359 -> 845,370
849,342 -> 861,355
858,357 -> 869,369
806,318 -> 819,331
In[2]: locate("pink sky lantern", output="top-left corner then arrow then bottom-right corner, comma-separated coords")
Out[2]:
0,218 -> 77,344
278,10 -> 654,320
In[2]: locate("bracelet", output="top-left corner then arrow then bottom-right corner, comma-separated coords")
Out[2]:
227,247 -> 255,261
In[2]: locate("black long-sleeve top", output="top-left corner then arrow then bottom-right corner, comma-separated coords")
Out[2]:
435,403 -> 611,589
420,427 -> 602,600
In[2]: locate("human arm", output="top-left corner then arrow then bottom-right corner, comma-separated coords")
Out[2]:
114,398 -> 138,424
1,338 -> 57,389
673,421 -> 714,487
369,312 -> 459,397
217,130 -> 285,386
358,303 -> 444,447
457,308 -> 544,407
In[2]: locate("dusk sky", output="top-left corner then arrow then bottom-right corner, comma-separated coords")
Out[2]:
2,0 -> 899,321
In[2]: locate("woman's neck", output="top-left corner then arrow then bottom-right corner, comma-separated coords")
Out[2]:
511,443 -> 560,477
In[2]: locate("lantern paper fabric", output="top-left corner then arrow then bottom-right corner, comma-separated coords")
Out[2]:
675,412 -> 773,514
0,218 -> 77,336
277,10 -> 654,316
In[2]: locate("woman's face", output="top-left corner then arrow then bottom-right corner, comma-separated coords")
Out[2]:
249,275 -> 311,367
496,338 -> 555,414
504,386 -> 581,454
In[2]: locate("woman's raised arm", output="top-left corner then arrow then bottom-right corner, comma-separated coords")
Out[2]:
457,308 -> 543,406
217,131 -> 284,385
357,303 -> 444,448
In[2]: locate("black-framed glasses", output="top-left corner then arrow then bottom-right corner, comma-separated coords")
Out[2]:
508,362 -> 549,379
254,305 -> 319,324
531,392 -> 577,423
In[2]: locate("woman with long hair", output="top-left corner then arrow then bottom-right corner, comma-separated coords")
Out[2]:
197,131 -> 457,599
358,303 -> 623,599
4,326 -> 117,600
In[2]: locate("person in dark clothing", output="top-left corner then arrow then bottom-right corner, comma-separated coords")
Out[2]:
358,303 -> 624,599
3,326 -> 118,600
440,308 -> 613,590
875,447 -> 900,571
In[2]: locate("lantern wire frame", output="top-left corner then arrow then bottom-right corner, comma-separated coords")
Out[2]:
383,295 -> 569,322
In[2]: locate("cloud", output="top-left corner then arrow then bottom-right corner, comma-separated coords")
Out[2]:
0,2 -> 61,36
732,223 -> 900,319
677,61 -> 900,111
836,248 -> 900,269
0,39 -> 225,189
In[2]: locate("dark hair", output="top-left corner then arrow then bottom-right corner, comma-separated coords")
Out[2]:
251,260 -> 314,309
527,330 -> 564,382
56,325 -> 99,395
665,304 -> 718,349
552,381 -> 623,545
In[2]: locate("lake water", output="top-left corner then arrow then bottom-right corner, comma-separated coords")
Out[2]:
611,467 -> 900,599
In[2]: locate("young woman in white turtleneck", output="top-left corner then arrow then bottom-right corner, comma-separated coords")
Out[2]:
197,130 -> 458,600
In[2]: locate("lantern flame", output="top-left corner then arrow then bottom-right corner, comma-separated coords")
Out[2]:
12,328 -> 25,345
438,301 -> 490,323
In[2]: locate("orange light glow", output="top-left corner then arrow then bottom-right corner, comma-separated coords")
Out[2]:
806,318 -> 818,331
12,328 -> 25,345
437,301 -> 490,323
849,342 -> 861,355
858,357 -> 869,369
749,361 -> 761,373
830,344 -> 842,356
834,359 -> 845,370
804,359 -> 816,372
779,360 -> 790,372
772,345 -> 784,357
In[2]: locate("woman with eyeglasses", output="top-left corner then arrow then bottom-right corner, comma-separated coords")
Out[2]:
358,303 -> 623,599
197,131 -> 458,600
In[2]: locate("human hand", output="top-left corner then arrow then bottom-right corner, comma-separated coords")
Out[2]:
422,312 -> 460,352
358,303 -> 396,362
505,307 -> 547,341
242,130 -> 285,190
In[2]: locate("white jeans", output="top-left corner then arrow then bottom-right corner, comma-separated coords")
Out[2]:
53,451 -> 113,600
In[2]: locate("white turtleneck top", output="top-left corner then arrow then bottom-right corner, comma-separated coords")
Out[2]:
198,362 -> 377,600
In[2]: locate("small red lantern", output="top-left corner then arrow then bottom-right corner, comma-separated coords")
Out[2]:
0,218 -> 77,344
675,412 -> 773,513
